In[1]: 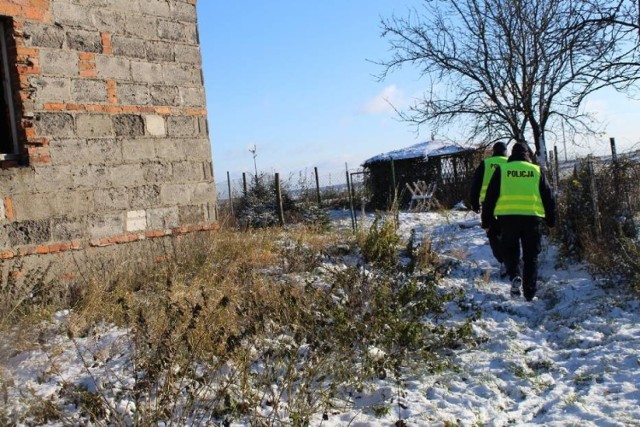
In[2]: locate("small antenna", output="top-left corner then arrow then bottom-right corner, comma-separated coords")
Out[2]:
248,144 -> 258,178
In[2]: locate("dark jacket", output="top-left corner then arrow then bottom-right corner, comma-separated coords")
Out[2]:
481,152 -> 556,228
469,160 -> 486,213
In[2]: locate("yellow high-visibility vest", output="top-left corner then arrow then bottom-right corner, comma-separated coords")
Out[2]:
480,156 -> 508,201
494,161 -> 545,217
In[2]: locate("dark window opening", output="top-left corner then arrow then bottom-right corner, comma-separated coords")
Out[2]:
0,17 -> 19,159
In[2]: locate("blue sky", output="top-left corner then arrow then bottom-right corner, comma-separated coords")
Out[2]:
196,2 -> 640,183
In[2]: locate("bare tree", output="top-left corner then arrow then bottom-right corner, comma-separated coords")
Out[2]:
583,0 -> 640,90
378,0 -> 637,169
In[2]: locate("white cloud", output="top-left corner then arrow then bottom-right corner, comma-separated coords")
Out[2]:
360,85 -> 405,115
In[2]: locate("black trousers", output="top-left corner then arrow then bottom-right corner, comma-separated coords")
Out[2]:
498,215 -> 543,299
486,222 -> 503,264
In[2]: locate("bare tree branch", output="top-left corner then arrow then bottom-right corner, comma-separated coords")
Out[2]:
376,0 -> 640,170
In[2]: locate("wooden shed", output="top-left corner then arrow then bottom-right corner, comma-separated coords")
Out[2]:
362,141 -> 481,210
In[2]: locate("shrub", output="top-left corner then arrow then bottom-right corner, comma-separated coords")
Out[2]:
236,174 -> 331,229
357,214 -> 401,270
556,157 -> 640,286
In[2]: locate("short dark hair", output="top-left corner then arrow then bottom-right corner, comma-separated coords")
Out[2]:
511,142 -> 531,157
492,142 -> 507,155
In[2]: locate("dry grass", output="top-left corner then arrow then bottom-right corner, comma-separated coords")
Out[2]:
0,220 -> 473,426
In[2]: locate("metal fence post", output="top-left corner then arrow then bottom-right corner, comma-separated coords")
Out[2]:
227,171 -> 234,216
346,169 -> 356,232
390,158 -> 397,209
275,172 -> 285,227
549,150 -> 558,197
242,172 -> 247,196
553,145 -> 560,191
587,157 -> 601,238
314,166 -> 321,206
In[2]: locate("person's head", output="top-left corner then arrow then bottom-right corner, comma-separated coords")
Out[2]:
492,142 -> 508,156
511,142 -> 531,160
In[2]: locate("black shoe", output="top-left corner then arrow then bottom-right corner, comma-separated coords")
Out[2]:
524,287 -> 536,302
511,276 -> 522,297
499,263 -> 508,279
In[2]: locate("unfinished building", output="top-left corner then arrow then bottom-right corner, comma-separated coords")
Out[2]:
0,0 -> 217,281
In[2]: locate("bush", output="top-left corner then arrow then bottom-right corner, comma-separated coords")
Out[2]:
237,174 -> 331,229
357,214 -> 401,270
556,157 -> 640,286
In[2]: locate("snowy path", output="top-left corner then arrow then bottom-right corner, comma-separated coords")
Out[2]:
375,211 -> 640,426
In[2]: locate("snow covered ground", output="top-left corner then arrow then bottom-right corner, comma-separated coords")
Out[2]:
2,210 -> 640,426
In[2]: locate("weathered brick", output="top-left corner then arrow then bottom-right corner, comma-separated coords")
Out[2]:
67,29 -> 103,53
144,115 -> 166,136
124,14 -> 157,39
158,20 -> 189,43
117,83 -> 149,105
178,205 -> 204,224
50,139 -> 121,166
33,165 -> 74,192
157,21 -> 197,44
76,114 -> 114,138
172,160 -> 204,182
89,213 -> 124,239
71,164 -> 111,189
161,183 -> 193,205
30,77 -> 72,104
131,61 -> 163,84
126,210 -> 146,232
25,23 -> 65,48
204,161 -> 214,180
40,49 -> 80,76
167,116 -> 198,137
109,164 -> 145,187
174,2 -> 197,23
51,217 -> 87,241
146,206 -> 179,229
72,79 -> 108,103
142,161 -> 173,182
198,117 -> 209,135
129,185 -> 161,209
150,85 -> 179,106
174,45 -> 201,64
192,182 -> 216,204
35,112 -> 75,138
94,187 -> 129,212
53,2 -> 97,30
153,139 -> 184,161
93,9 -> 128,31
139,0 -> 171,17
121,138 -> 155,160
107,0 -> 140,13
112,35 -> 146,59
112,114 -> 145,137
95,55 -> 132,80
162,63 -> 197,85
182,138 -> 213,160
146,40 -> 174,62
7,220 -> 51,246
207,202 -> 218,222
179,86 -> 205,107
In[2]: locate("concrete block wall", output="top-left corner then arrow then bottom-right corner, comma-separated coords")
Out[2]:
0,0 -> 217,279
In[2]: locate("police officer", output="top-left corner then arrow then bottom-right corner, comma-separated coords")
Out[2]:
469,142 -> 509,276
481,142 -> 556,301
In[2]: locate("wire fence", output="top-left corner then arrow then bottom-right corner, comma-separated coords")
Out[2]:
216,167 -> 370,222
215,138 -> 640,233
